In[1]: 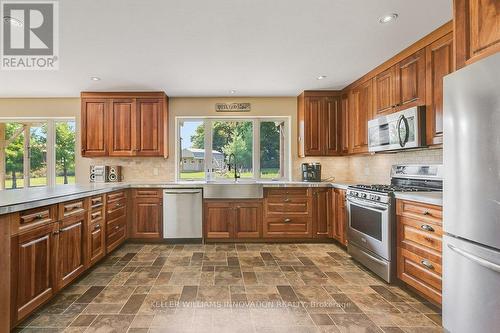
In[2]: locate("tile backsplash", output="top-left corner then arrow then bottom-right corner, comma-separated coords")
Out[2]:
90,148 -> 442,184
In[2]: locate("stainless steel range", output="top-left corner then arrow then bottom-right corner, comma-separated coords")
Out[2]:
346,164 -> 443,282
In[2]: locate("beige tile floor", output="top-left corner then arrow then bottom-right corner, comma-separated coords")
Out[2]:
15,242 -> 442,333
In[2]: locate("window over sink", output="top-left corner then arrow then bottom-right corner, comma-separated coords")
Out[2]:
177,117 -> 290,181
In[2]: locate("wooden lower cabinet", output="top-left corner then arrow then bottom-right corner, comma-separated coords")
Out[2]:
56,214 -> 86,289
11,223 -> 57,324
204,200 -> 262,240
330,189 -> 347,245
312,188 -> 330,239
105,191 -> 127,253
397,199 -> 443,305
88,220 -> 105,266
131,189 -> 163,239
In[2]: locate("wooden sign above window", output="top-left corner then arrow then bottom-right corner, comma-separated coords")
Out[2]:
215,103 -> 251,112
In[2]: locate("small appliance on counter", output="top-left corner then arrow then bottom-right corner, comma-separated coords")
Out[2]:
301,163 -> 321,182
89,165 -> 123,183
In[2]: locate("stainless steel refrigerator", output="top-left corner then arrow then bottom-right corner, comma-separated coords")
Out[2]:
443,52 -> 500,333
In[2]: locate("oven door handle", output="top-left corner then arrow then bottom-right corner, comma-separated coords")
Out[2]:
347,197 -> 389,211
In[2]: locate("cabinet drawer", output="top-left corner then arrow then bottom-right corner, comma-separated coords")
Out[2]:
107,215 -> 126,233
90,195 -> 104,209
106,190 -> 126,203
398,247 -> 442,304
264,217 -> 312,238
106,218 -> 126,252
400,217 -> 442,253
265,188 -> 310,197
18,205 -> 57,233
59,199 -> 86,219
265,197 -> 310,215
133,189 -> 162,198
106,199 -> 126,220
90,208 -> 104,224
397,200 -> 442,224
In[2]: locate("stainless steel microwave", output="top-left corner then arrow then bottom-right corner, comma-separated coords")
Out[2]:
368,106 -> 426,153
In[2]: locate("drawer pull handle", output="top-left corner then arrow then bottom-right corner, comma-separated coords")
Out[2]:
420,259 -> 434,270
91,212 -> 101,219
423,211 -> 431,216
94,225 -> 101,231
115,226 -> 119,230
52,230 -> 60,235
283,198 -> 290,202
35,214 -> 44,219
420,224 -> 435,232
284,218 -> 291,223
116,203 -> 122,207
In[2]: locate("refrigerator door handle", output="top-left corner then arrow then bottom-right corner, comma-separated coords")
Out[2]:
448,243 -> 500,273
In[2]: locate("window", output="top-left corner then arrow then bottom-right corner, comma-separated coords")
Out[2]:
176,117 -> 290,181
1,118 -> 76,189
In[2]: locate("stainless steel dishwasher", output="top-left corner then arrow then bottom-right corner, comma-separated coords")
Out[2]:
163,188 -> 202,241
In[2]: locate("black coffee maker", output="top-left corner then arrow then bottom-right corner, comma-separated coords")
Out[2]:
301,163 -> 321,182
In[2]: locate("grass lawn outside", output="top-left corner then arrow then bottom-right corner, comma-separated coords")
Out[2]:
4,176 -> 76,189
180,168 -> 280,181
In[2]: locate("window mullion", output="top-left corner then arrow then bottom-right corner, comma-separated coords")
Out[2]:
253,119 -> 260,180
47,120 -> 56,187
204,120 -> 212,179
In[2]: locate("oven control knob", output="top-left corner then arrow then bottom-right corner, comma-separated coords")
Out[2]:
376,196 -> 381,201
361,193 -> 367,198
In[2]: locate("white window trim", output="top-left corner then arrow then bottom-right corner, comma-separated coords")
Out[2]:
175,116 -> 291,181
0,117 -> 76,188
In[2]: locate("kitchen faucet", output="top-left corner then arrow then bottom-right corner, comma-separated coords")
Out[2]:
227,153 -> 240,181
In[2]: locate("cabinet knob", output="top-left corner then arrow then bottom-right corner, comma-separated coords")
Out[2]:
283,198 -> 290,202
420,224 -> 434,232
94,225 -> 101,231
420,259 -> 434,270
284,218 -> 291,223
423,211 -> 431,216
53,230 -> 60,235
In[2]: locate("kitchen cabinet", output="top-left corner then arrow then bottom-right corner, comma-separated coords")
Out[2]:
330,188 -> 347,245
56,213 -> 86,289
204,200 -> 262,240
105,190 -> 127,253
372,49 -> 426,118
426,32 -> 454,145
397,199 -> 443,305
297,91 -> 342,156
81,99 -> 108,156
263,188 -> 313,238
81,92 -> 168,158
11,222 -> 57,324
312,188 -> 330,239
349,80 -> 372,154
340,93 -> 349,154
454,0 -> 500,69
131,189 -> 163,239
88,195 -> 106,266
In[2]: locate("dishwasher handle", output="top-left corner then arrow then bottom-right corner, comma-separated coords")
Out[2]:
164,190 -> 202,195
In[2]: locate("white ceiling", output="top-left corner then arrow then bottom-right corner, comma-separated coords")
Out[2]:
0,0 -> 452,98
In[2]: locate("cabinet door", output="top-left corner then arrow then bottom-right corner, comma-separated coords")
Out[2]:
88,221 -> 105,266
304,97 -> 324,155
350,80 -> 371,154
426,32 -> 454,145
108,99 -> 137,156
324,96 -> 342,156
312,188 -> 330,238
455,0 -> 500,68
136,99 -> 164,156
234,202 -> 262,239
57,216 -> 86,289
340,94 -> 349,154
335,189 -> 347,245
13,223 -> 57,322
132,198 -> 162,239
373,67 -> 397,118
395,49 -> 426,110
81,99 -> 108,156
204,201 -> 234,239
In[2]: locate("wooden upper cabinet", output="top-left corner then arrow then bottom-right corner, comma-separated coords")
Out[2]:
396,49 -> 426,110
303,96 -> 323,155
136,99 -> 164,156
455,0 -> 500,69
297,91 -> 342,156
373,66 -> 398,117
372,49 -> 426,119
108,99 -> 136,156
349,80 -> 372,154
81,92 -> 168,158
81,99 -> 108,156
426,32 -> 454,145
340,94 -> 349,154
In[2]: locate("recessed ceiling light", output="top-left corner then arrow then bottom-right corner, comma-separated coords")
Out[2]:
230,89 -> 236,94
379,13 -> 398,24
3,16 -> 23,27
317,75 -> 327,80
90,77 -> 101,81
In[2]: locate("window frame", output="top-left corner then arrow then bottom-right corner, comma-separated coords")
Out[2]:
0,117 -> 76,189
176,116 -> 291,182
